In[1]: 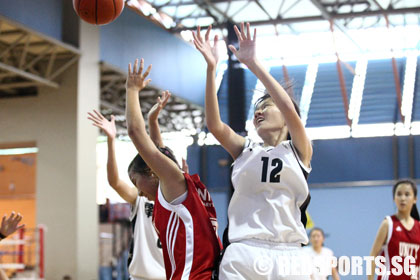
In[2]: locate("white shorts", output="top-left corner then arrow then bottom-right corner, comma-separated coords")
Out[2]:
219,240 -> 312,280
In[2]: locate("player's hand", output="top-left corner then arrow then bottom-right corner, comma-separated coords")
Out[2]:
192,25 -> 219,68
126,58 -> 152,92
87,109 -> 117,139
181,158 -> 189,173
0,212 -> 24,238
148,90 -> 171,122
228,22 -> 257,66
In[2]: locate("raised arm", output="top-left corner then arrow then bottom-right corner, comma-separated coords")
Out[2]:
125,59 -> 186,202
193,26 -> 245,159
0,212 -> 24,241
368,219 -> 388,280
88,110 -> 138,205
147,91 -> 171,148
228,23 -> 312,167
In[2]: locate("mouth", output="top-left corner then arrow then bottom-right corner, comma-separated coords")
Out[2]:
256,117 -> 265,125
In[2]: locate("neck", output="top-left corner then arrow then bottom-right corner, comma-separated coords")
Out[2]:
396,211 -> 412,221
313,246 -> 322,253
261,129 -> 288,147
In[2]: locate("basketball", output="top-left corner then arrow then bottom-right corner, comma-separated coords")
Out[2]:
73,0 -> 124,25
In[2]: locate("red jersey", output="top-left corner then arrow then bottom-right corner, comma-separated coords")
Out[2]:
153,173 -> 222,280
378,215 -> 420,280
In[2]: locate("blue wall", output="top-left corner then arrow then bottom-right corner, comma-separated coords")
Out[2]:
0,0 -> 63,40
188,136 -> 420,187
100,9 -> 207,106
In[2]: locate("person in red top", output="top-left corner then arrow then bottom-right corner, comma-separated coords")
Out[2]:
125,58 -> 222,280
369,179 -> 420,280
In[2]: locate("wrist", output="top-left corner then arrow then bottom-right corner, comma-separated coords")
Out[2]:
207,65 -> 216,73
126,88 -> 140,94
244,58 -> 260,70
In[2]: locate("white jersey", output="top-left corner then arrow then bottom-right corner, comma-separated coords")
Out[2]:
303,246 -> 335,280
229,139 -> 311,245
129,196 -> 165,280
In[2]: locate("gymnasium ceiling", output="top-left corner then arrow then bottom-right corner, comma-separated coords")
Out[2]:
129,0 -> 420,36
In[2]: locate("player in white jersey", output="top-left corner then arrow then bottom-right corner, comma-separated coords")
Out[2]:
193,22 -> 313,279
303,228 -> 340,280
88,92 -> 176,280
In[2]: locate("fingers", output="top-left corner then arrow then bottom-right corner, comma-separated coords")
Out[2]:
139,58 -> 144,76
214,34 -> 219,46
246,22 -> 251,40
6,212 -> 15,223
197,26 -> 202,43
16,224 -> 25,231
205,25 -> 212,41
240,22 -> 246,40
228,45 -> 237,55
93,109 -> 104,120
143,64 -> 152,79
87,112 -> 101,123
161,91 -> 171,107
233,25 -> 242,41
110,115 -> 115,123
133,59 -> 138,74
144,79 -> 152,87
12,214 -> 22,227
128,63 -> 132,75
253,27 -> 257,41
181,158 -> 189,173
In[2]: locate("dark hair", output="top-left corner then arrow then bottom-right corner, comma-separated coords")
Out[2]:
309,227 -> 325,238
254,90 -> 301,141
392,179 -> 419,221
128,146 -> 180,176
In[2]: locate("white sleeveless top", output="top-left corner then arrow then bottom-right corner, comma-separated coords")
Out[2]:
129,196 -> 165,279
228,139 -> 311,245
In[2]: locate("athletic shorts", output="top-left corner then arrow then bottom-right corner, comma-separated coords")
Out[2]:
219,239 -> 311,280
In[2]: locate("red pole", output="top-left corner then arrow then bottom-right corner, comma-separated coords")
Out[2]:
383,14 -> 405,123
282,63 -> 294,97
17,227 -> 25,271
330,20 -> 352,126
39,226 -> 45,279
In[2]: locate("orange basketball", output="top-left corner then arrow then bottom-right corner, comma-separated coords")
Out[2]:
73,0 -> 124,25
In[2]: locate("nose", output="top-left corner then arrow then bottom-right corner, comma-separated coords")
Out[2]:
254,110 -> 262,119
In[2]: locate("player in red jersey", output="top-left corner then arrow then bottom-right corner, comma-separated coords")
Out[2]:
125,58 -> 222,280
369,179 -> 420,280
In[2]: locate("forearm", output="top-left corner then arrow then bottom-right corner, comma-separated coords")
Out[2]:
148,118 -> 164,148
205,66 -> 224,132
126,89 -> 146,135
106,137 -> 119,186
126,89 -> 163,174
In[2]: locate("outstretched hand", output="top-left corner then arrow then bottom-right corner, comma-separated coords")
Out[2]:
228,22 -> 257,66
87,109 -> 117,139
148,90 -> 171,122
0,212 -> 24,239
126,58 -> 152,92
192,25 -> 219,68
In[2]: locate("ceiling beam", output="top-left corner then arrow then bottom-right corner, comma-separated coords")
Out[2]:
0,62 -> 59,88
309,0 -> 363,50
171,7 -> 420,31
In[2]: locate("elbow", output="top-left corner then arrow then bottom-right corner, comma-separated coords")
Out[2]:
206,120 -> 222,135
127,125 -> 140,139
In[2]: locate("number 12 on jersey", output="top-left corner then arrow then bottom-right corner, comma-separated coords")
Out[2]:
261,157 -> 283,183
